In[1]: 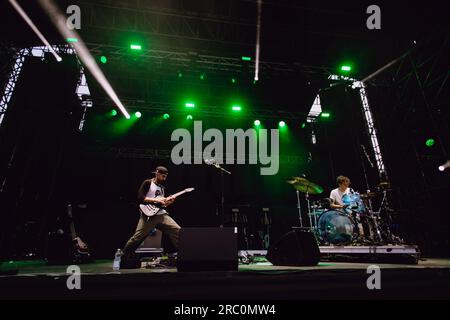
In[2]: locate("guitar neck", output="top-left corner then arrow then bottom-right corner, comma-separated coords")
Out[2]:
171,190 -> 187,198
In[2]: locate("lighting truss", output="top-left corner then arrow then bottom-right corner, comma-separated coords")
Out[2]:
303,74 -> 387,178
0,44 -> 92,130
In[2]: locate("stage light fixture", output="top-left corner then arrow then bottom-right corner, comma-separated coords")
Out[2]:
279,121 -> 286,127
438,160 -> 450,171
425,138 -> 435,147
163,113 -> 170,120
185,102 -> 195,108
135,111 -> 142,118
341,65 -> 351,72
186,114 -> 193,120
321,112 -> 330,118
242,56 -> 251,61
130,44 -> 142,50
66,37 -> 78,43
100,56 -> 107,64
232,105 -> 242,112
110,110 -> 117,116
254,120 -> 261,126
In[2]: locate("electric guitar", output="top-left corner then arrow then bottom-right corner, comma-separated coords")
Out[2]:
139,187 -> 195,217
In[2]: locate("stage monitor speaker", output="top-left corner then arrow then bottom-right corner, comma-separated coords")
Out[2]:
177,227 -> 238,272
266,228 -> 320,266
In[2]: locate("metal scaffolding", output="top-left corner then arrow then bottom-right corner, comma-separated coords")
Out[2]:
0,45 -> 91,129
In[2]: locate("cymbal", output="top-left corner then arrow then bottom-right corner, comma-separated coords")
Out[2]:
287,177 -> 324,195
361,191 -> 378,198
378,181 -> 391,188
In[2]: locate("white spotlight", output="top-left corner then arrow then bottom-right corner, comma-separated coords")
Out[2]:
8,0 -> 63,62
38,0 -> 130,119
438,160 -> 450,172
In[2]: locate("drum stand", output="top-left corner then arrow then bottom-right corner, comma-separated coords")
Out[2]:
376,189 -> 397,244
296,190 -> 303,227
296,190 -> 313,229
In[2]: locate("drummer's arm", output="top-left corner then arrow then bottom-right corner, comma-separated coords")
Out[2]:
330,202 -> 345,209
329,196 -> 345,209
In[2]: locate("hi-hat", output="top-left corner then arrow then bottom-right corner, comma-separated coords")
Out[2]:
287,177 -> 323,195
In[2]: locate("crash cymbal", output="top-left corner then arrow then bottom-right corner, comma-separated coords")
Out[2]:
287,177 -> 324,195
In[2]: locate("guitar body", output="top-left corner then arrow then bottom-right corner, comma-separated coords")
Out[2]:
139,200 -> 163,217
139,187 -> 194,217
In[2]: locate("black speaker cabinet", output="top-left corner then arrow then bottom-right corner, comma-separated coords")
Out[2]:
266,228 -> 320,266
177,227 -> 238,272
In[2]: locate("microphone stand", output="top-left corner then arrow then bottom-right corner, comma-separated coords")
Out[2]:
360,145 -> 374,211
210,163 -> 231,227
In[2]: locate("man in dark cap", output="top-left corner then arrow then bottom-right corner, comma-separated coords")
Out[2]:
122,166 -> 181,258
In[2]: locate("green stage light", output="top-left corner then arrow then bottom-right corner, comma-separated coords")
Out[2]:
200,74 -> 205,80
242,56 -> 251,61
301,122 -> 306,129
279,121 -> 286,127
231,78 -> 236,84
135,111 -> 142,118
178,72 -> 183,78
130,44 -> 142,50
425,138 -> 435,147
100,56 -> 108,64
186,114 -> 193,120
110,109 -> 117,117
185,102 -> 195,108
232,105 -> 242,112
340,65 -> 351,72
321,112 -> 330,118
254,120 -> 261,126
66,37 -> 78,43
163,113 -> 170,120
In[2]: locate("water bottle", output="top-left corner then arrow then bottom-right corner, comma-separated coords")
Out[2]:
113,249 -> 122,270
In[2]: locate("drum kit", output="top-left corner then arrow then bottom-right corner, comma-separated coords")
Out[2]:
287,177 -> 402,246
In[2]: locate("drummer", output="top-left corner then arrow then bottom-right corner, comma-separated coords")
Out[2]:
329,175 -> 352,210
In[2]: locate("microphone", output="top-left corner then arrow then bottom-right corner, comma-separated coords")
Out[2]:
205,158 -> 231,174
204,158 -> 217,165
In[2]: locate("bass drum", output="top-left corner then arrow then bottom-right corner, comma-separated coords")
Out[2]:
318,210 -> 355,245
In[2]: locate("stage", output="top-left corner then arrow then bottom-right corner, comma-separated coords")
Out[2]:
1,256 -> 450,299
0,0 -> 448,304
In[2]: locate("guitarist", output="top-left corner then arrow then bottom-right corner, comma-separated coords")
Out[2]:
122,166 -> 181,259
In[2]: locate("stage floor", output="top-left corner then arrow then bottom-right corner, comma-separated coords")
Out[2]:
1,258 -> 450,299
